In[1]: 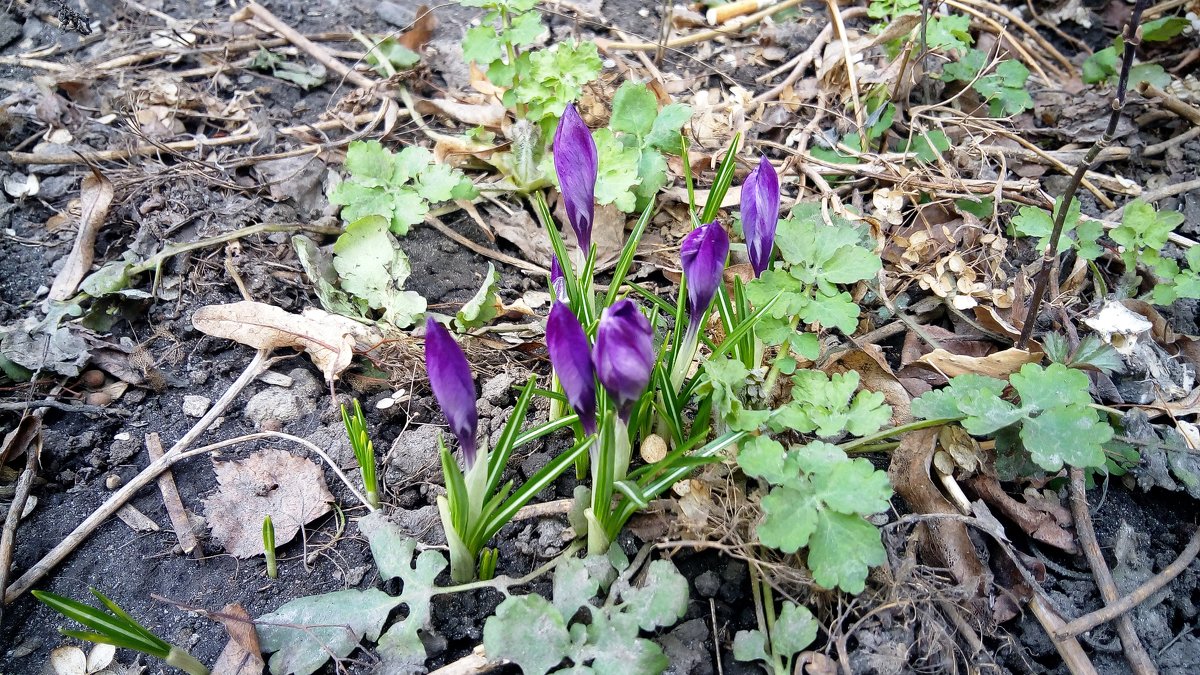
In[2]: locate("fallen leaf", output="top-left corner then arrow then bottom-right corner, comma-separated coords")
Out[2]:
397,4 -> 435,51
417,97 -> 506,128
888,428 -> 989,605
85,644 -> 114,673
192,301 -> 380,384
824,346 -> 912,425
203,448 -> 334,558
213,603 -> 266,675
48,169 -> 114,302
916,347 -> 1042,379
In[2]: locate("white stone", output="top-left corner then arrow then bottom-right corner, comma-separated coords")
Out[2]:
182,395 -> 211,418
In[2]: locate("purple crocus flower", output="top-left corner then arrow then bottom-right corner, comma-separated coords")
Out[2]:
593,299 -> 654,419
550,256 -> 567,304
680,220 -> 730,332
553,104 -> 598,254
740,156 -> 780,277
546,303 -> 597,434
424,318 -> 479,466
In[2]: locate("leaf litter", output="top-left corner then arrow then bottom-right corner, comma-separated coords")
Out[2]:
202,448 -> 334,559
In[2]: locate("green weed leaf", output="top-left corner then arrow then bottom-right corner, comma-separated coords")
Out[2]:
485,595 -> 572,675
808,511 -> 887,594
611,82 -> 659,138
455,263 -> 502,330
258,589 -> 400,675
593,128 -> 642,212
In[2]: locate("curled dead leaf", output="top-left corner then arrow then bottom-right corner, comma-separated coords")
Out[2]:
213,602 -> 266,675
192,301 -> 381,384
47,169 -> 114,302
889,428 -> 989,607
916,347 -> 1043,380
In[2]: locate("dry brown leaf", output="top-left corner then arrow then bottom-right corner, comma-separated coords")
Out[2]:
824,346 -> 912,425
397,4 -> 435,51
203,448 -> 333,558
0,414 -> 41,466
192,301 -> 378,384
418,97 -> 506,128
916,347 -> 1042,379
212,603 -> 266,675
972,305 -> 1022,342
965,475 -> 1077,554
553,199 -> 626,268
47,169 -> 114,302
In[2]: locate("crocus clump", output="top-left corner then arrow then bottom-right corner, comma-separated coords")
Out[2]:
593,299 -> 654,420
424,317 -> 478,465
547,303 -> 597,434
680,220 -> 730,336
553,104 -> 598,254
740,155 -> 780,277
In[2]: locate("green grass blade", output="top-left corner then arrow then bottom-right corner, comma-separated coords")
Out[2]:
532,192 -> 585,314
603,200 -> 655,309
700,132 -> 742,224
480,436 -> 594,542
486,376 -> 538,496
710,295 -> 779,361
33,591 -> 166,656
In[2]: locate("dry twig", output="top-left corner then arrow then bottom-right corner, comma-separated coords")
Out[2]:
1067,468 -> 1158,675
1056,526 -> 1200,641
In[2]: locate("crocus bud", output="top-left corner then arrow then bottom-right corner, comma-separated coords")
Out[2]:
424,318 -> 479,466
550,255 -> 567,304
593,299 -> 654,418
553,103 -> 598,254
680,220 -> 730,331
547,303 -> 597,434
740,155 -> 780,277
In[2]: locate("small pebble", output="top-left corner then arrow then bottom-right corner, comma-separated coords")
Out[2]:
105,474 -> 123,490
258,371 -> 294,387
80,369 -> 105,389
262,419 -> 284,432
181,394 -> 211,418
640,434 -> 667,463
114,432 -> 131,441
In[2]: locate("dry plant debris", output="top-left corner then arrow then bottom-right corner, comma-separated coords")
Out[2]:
202,448 -> 334,559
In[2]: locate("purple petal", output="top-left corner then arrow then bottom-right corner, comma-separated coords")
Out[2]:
680,221 -> 730,327
547,303 -> 597,434
550,256 -> 567,304
424,318 -> 479,465
740,156 -> 780,277
553,104 -> 597,254
593,299 -> 654,416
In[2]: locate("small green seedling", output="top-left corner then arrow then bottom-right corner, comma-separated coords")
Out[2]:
32,588 -> 209,675
342,399 -> 380,508
263,515 -> 278,579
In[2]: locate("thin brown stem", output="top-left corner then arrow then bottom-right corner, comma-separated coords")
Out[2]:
1068,469 -> 1158,674
1017,0 -> 1148,348
1056,525 -> 1200,641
